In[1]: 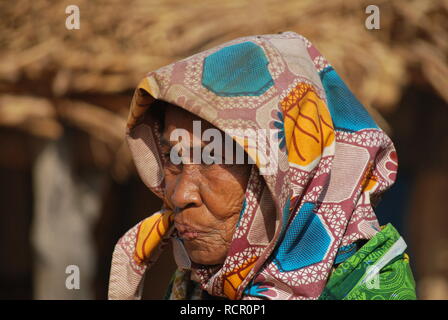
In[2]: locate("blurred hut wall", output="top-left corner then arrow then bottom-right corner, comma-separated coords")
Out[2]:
0,0 -> 447,299
31,136 -> 104,299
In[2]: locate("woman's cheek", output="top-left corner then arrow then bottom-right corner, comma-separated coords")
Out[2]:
203,193 -> 244,223
162,173 -> 176,206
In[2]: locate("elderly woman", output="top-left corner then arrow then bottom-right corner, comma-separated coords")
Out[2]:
108,32 -> 416,300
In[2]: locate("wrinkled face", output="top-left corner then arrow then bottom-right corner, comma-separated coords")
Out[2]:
160,104 -> 251,265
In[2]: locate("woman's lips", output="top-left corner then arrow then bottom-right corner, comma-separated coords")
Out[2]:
174,222 -> 200,240
177,230 -> 198,240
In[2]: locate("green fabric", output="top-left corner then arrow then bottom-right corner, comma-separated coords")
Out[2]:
319,223 -> 417,300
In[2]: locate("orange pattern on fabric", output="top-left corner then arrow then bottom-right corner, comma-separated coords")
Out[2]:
361,162 -> 378,192
281,83 -> 335,167
223,256 -> 258,300
233,136 -> 260,167
133,211 -> 174,265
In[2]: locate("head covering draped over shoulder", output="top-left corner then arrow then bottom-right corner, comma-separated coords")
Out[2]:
108,32 -> 398,300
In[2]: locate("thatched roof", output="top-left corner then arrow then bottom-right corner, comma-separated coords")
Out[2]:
1,0 -> 446,177
1,0 -> 446,107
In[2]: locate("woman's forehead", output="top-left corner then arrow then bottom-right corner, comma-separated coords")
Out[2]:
163,103 -> 216,136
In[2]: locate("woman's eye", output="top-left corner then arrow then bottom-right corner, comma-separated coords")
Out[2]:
162,151 -> 171,159
160,146 -> 174,160
161,151 -> 171,163
160,149 -> 180,171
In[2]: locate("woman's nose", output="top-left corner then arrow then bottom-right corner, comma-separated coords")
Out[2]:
170,168 -> 202,210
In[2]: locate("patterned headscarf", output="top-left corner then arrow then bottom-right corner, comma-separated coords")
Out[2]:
108,32 -> 398,300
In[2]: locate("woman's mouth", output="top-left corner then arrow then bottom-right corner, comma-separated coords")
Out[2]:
174,222 -> 200,240
178,231 -> 198,240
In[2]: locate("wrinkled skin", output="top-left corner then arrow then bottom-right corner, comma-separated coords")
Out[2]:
160,104 -> 251,265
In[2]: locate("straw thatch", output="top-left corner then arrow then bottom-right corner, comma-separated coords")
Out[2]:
0,0 -> 447,175
1,0 -> 446,103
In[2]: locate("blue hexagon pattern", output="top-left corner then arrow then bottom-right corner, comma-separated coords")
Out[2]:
202,42 -> 274,97
273,202 -> 331,272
